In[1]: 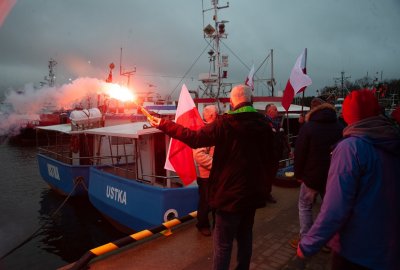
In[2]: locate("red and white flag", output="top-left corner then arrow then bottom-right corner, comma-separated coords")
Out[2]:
0,0 -> 17,28
245,64 -> 255,90
281,49 -> 312,111
164,84 -> 204,185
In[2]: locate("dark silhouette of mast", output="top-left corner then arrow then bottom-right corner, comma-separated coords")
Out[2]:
120,48 -> 136,87
334,71 -> 351,98
201,0 -> 229,98
41,58 -> 57,87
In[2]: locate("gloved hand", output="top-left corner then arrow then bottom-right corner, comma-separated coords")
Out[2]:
149,116 -> 161,127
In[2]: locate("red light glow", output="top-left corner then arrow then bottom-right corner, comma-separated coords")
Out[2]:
104,83 -> 135,102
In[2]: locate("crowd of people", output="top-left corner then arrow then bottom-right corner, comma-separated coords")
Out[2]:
297,90 -> 400,270
148,85 -> 400,270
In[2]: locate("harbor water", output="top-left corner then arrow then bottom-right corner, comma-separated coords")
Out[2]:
0,143 -> 125,270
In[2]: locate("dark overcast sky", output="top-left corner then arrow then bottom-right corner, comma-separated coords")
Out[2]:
0,0 -> 399,99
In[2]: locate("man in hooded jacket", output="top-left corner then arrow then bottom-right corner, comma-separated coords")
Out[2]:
293,98 -> 343,247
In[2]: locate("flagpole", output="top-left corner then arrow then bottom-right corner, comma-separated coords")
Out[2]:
284,104 -> 289,149
285,110 -> 290,142
281,48 -> 312,145
301,48 -> 307,115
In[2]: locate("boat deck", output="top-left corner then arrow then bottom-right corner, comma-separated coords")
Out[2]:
101,165 -> 137,180
99,164 -> 184,188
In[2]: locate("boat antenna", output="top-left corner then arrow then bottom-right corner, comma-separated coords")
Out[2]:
334,71 -> 351,98
254,49 -> 276,96
41,58 -> 57,87
120,47 -> 136,87
270,49 -> 275,96
106,63 -> 115,83
201,0 -> 229,98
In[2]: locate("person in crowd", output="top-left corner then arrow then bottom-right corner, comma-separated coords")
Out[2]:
290,97 -> 343,248
264,103 -> 287,203
149,84 -> 274,270
391,105 -> 400,125
193,104 -> 218,236
297,89 -> 400,270
337,110 -> 347,127
298,113 -> 305,125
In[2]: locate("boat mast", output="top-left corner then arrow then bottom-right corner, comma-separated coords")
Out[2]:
271,49 -> 274,96
41,58 -> 57,87
334,71 -> 351,98
254,49 -> 276,96
120,47 -> 136,87
202,0 -> 229,98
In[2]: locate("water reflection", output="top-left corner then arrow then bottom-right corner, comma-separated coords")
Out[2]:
0,142 -> 126,269
37,189 -> 125,263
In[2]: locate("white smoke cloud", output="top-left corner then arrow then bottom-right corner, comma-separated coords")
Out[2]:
0,77 -> 120,137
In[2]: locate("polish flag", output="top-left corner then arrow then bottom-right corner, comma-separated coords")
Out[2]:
245,64 -> 255,90
164,85 -> 204,185
281,49 -> 312,111
0,0 -> 17,28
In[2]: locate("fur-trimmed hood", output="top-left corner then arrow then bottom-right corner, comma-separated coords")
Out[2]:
294,102 -> 343,192
305,103 -> 337,123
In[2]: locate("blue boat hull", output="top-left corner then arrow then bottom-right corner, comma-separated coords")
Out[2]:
37,154 -> 90,196
88,167 -> 199,232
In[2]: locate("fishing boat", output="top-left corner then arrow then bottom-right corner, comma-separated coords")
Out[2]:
2,59 -> 72,145
36,108 -> 103,196
84,122 -> 198,233
36,103 -> 179,198
35,58 -> 176,197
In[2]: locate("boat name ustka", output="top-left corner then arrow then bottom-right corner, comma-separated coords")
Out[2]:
106,185 -> 127,205
47,164 -> 60,180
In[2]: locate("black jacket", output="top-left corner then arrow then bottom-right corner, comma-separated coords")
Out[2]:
294,104 -> 344,193
158,106 -> 274,212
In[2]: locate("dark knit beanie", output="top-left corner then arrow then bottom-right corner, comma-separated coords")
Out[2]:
342,89 -> 380,125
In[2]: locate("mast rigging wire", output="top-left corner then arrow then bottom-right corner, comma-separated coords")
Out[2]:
220,40 -> 272,93
168,43 -> 210,98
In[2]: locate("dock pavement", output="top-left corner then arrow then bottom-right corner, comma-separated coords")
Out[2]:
62,185 -> 331,270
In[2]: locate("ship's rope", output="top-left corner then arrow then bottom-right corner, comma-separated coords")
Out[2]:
0,176 -> 86,260
220,40 -> 271,92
